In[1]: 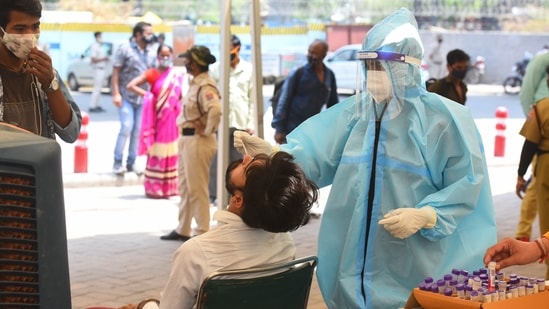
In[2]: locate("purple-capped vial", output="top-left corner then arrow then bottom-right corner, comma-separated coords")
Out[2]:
538,278 -> 546,292
526,284 -> 534,295
437,279 -> 446,294
449,279 -> 458,294
510,286 -> 518,298
452,268 -> 461,281
466,285 -> 473,299
418,282 -> 427,290
498,290 -> 506,300
443,274 -> 453,287
470,290 -> 480,302
483,291 -> 492,303
424,276 -> 434,284
518,285 -> 526,297
498,280 -> 507,292
472,276 -> 482,290
444,287 -> 453,297
508,278 -> 518,289
497,271 -> 505,281
431,284 -> 439,293
459,269 -> 469,283
456,283 -> 465,299
479,273 -> 488,283
479,268 -> 488,275
473,270 -> 481,277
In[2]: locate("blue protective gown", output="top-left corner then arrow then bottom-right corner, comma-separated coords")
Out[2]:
280,8 -> 497,309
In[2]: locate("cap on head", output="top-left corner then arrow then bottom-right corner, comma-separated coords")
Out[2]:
178,45 -> 216,66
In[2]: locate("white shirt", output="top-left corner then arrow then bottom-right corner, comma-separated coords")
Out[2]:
91,41 -> 106,69
159,210 -> 296,309
210,59 -> 254,130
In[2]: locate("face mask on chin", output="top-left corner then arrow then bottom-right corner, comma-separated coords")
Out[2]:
1,27 -> 39,59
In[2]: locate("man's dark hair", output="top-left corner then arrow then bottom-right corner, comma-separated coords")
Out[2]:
446,49 -> 470,66
231,34 -> 241,47
94,31 -> 101,39
225,152 -> 319,233
132,21 -> 151,38
0,0 -> 42,29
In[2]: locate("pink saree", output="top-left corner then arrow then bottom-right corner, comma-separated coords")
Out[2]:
140,68 -> 183,198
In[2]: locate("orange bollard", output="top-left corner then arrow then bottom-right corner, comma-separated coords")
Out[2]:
74,112 -> 89,173
494,107 -> 508,157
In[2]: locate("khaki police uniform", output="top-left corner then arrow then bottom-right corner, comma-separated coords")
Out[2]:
176,72 -> 221,236
520,98 -> 549,278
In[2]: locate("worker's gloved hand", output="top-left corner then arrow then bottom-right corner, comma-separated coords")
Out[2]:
233,130 -> 277,156
378,206 -> 437,239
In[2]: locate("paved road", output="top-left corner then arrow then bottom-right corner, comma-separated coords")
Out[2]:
59,85 -> 547,308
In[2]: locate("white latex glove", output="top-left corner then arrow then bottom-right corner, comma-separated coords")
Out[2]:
233,130 -> 278,156
378,206 -> 437,239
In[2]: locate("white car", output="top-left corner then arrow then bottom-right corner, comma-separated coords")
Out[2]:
325,44 -> 430,95
324,44 -> 361,95
66,42 -> 113,92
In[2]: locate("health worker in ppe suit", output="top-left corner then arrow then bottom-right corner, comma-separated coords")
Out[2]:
233,8 -> 497,309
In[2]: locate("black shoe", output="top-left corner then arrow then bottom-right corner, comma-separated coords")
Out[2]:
160,230 -> 191,241
89,106 -> 106,113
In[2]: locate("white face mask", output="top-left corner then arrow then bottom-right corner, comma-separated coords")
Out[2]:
366,70 -> 393,103
1,27 -> 39,59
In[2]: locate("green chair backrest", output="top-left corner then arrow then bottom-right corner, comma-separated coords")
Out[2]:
196,256 -> 318,309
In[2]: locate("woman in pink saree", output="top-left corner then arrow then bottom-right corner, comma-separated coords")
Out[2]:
128,44 -> 184,198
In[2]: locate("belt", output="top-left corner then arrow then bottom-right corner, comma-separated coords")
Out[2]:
182,128 -> 195,136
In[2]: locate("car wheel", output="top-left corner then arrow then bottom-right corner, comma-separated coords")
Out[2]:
67,73 -> 79,91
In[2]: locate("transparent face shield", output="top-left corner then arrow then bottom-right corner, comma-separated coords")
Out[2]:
354,50 -> 421,120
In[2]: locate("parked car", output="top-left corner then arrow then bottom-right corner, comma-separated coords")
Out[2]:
66,42 -> 114,92
325,44 -> 430,95
324,44 -> 361,95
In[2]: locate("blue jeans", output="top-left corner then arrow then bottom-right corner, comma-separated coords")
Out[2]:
113,99 -> 142,167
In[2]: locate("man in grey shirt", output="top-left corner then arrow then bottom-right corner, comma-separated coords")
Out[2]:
111,21 -> 156,175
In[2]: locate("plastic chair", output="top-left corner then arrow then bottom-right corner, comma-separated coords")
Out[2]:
196,255 -> 318,309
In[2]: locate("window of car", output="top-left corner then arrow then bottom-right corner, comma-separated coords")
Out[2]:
331,49 -> 357,62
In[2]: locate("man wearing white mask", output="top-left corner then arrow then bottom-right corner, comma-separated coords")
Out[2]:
0,0 -> 81,142
234,8 -> 496,308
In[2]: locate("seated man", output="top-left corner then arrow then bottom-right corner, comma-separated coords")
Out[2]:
119,152 -> 319,309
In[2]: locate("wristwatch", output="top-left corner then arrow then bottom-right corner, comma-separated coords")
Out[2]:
45,75 -> 59,93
